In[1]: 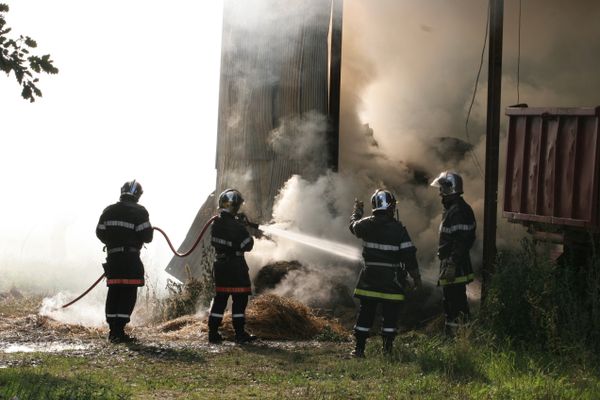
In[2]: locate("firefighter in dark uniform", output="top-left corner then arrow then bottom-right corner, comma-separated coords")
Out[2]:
96,180 -> 153,343
207,189 -> 257,344
430,171 -> 476,336
349,189 -> 422,357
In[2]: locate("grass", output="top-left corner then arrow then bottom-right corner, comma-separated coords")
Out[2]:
0,293 -> 42,318
3,238 -> 600,399
1,332 -> 599,400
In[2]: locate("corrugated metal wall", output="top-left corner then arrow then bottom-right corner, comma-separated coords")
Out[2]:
216,0 -> 332,221
503,107 -> 600,229
166,0 -> 336,281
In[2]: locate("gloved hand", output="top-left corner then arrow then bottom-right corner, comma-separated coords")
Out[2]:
440,259 -> 456,283
236,212 -> 250,226
412,275 -> 423,291
353,198 -> 364,218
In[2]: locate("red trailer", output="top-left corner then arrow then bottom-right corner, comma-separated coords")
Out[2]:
504,106 -> 600,228
503,106 -> 600,253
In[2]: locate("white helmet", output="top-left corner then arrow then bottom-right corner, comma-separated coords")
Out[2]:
120,180 -> 143,201
430,171 -> 463,196
218,188 -> 244,214
370,189 -> 397,211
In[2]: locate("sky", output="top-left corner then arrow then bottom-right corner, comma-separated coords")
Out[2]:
0,1 -> 224,290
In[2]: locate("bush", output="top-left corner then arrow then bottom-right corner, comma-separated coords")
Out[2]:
482,238 -> 600,356
154,264 -> 214,322
416,334 -> 485,382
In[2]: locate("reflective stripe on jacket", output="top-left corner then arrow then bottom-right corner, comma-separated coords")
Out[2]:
438,195 -> 476,286
349,211 -> 419,302
211,210 -> 253,293
96,198 -> 152,287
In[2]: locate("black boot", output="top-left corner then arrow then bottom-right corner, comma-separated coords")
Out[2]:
233,315 -> 257,344
208,330 -> 223,344
445,320 -> 458,339
234,331 -> 257,344
117,321 -> 137,343
108,322 -> 119,343
351,334 -> 367,358
382,335 -> 394,355
208,316 -> 223,344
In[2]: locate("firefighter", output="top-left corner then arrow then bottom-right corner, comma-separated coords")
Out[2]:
207,189 -> 257,344
349,189 -> 422,357
430,171 -> 476,336
96,180 -> 153,343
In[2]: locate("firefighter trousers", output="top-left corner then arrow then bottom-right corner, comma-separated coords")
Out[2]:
106,286 -> 138,330
354,298 -> 400,338
443,283 -> 470,330
208,293 -> 249,334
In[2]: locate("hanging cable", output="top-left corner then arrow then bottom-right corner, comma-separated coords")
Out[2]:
464,0 -> 490,179
517,0 -> 522,103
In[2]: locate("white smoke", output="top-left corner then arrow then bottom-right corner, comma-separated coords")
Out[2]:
39,291 -> 106,328
245,0 -> 600,305
269,111 -> 329,177
10,0 -> 599,324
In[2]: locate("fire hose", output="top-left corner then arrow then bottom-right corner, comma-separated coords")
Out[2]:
153,214 -> 219,258
61,215 -> 219,309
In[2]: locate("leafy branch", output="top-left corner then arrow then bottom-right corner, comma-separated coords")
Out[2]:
0,3 -> 58,102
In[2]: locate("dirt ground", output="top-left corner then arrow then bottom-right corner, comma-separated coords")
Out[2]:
0,291 -> 352,370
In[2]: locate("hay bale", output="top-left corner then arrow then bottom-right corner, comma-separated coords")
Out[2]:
254,261 -> 303,294
218,294 -> 348,340
157,315 -> 198,333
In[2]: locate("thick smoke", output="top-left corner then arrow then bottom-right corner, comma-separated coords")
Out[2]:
8,0 -> 600,324
245,0 -> 600,305
268,111 -> 329,178
246,172 -> 362,305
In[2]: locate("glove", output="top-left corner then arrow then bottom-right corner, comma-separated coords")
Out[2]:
440,259 -> 456,283
353,198 -> 364,218
236,212 -> 250,226
413,275 -> 423,291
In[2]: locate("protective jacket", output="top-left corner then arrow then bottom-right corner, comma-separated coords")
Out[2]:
96,197 -> 153,286
350,211 -> 419,302
437,195 -> 476,286
211,210 -> 254,294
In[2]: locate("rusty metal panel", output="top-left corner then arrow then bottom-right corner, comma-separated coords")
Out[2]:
503,107 -> 600,229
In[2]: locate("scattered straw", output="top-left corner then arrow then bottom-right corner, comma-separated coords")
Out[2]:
156,294 -> 350,341
221,294 -> 348,340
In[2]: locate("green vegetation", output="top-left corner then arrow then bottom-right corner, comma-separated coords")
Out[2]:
1,331 -> 599,400
147,264 -> 215,323
0,3 -> 58,102
2,239 -> 599,399
482,238 -> 600,356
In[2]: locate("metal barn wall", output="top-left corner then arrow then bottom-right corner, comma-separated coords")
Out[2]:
503,107 -> 600,229
166,0 -> 338,281
216,0 -> 333,221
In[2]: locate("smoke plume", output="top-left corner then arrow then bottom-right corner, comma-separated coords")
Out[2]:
6,0 -> 600,324
244,0 -> 600,305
